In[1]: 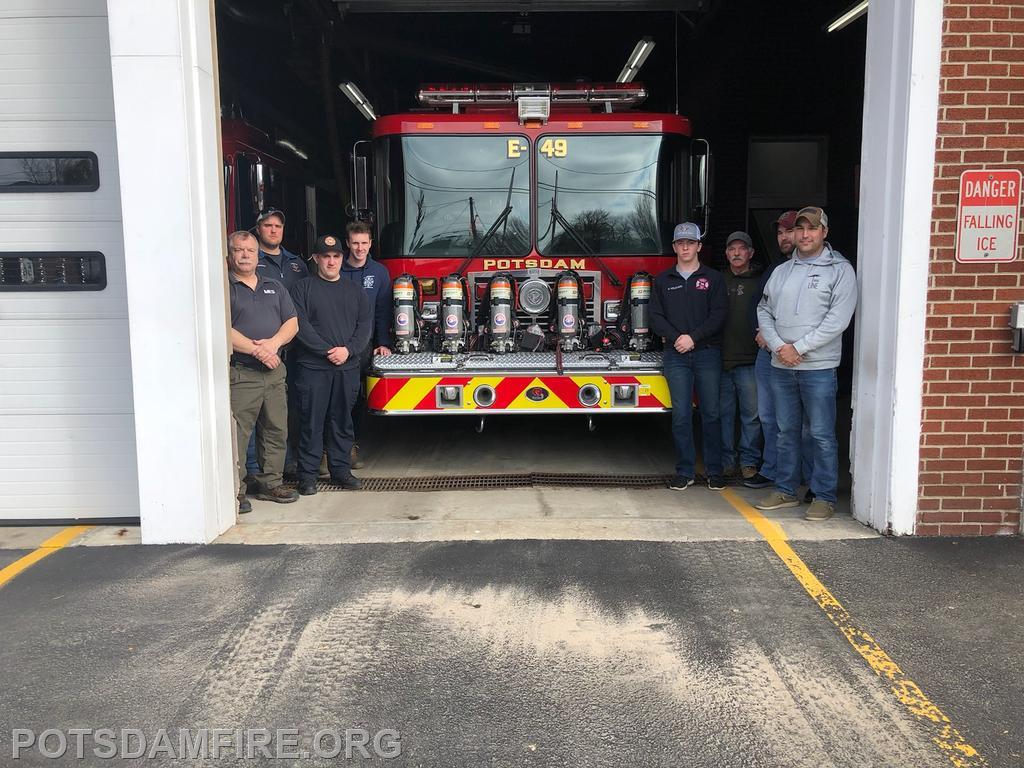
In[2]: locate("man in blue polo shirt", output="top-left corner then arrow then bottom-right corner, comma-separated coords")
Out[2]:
651,222 -> 729,492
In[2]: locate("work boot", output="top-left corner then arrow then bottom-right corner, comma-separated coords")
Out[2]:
256,485 -> 299,504
805,499 -> 835,521
754,491 -> 800,510
351,443 -> 366,470
741,466 -> 758,480
237,493 -> 252,514
318,452 -> 330,480
331,473 -> 363,491
297,479 -> 317,496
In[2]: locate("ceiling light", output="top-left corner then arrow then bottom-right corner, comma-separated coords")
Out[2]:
617,37 -> 655,84
338,81 -> 377,121
275,139 -> 309,161
827,1 -> 868,33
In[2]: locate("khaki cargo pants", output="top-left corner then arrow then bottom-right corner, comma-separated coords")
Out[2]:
230,363 -> 288,490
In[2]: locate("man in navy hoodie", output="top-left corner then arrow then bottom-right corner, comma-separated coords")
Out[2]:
651,222 -> 729,491
340,221 -> 392,468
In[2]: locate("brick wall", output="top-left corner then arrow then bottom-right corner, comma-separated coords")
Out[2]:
919,0 -> 1024,535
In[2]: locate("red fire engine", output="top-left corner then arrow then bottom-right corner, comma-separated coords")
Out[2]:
354,83 -> 710,418
221,117 -> 318,256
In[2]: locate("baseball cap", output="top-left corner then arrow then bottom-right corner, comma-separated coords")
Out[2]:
726,231 -> 752,248
795,206 -> 828,228
314,234 -> 343,254
256,208 -> 286,225
672,222 -> 703,242
773,210 -> 799,230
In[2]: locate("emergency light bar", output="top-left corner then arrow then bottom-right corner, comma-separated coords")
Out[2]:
416,82 -> 647,109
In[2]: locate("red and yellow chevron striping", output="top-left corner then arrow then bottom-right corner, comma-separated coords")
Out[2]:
366,374 -> 671,413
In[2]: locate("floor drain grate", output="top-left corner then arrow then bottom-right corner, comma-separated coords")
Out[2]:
306,473 -> 676,493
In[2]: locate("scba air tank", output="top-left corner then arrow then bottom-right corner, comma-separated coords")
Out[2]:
626,271 -> 653,352
392,273 -> 420,353
555,271 -> 583,352
488,273 -> 515,353
439,273 -> 467,353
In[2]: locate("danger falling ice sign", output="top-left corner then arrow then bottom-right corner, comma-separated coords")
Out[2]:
955,169 -> 1022,264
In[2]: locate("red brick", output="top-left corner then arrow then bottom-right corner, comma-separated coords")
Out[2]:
941,445 -> 987,458
915,523 -> 942,535
945,394 -> 990,407
970,5 -> 1011,19
919,511 -> 966,523
931,329 -> 975,341
940,91 -> 967,106
941,136 -> 987,149
945,5 -> 969,19
991,46 -> 1024,62
948,20 -> 995,33
962,149 -> 1008,162
923,432 -> 968,445
966,63 -> 1010,76
969,33 -> 1014,46
966,120 -> 1009,134
967,91 -> 1010,105
938,523 -> 985,535
940,63 -> 967,79
993,19 -> 1024,32
945,76 -> 993,91
983,471 -> 1021,484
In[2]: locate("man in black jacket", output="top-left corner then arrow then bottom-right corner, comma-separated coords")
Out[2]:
651,222 -> 729,491
290,234 -> 372,495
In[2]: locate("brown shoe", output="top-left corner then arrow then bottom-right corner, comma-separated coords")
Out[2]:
804,499 -> 835,521
755,491 -> 800,511
256,485 -> 299,504
741,466 -> 758,480
351,443 -> 366,470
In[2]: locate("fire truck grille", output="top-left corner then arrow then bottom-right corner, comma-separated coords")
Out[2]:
471,273 -> 599,329
302,473 -> 676,492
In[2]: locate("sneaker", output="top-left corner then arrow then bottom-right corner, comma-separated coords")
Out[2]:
297,479 -> 317,496
743,472 -> 773,489
805,499 -> 835,520
803,489 -> 816,504
351,443 -> 366,470
706,474 -> 728,491
331,473 -> 363,491
237,494 -> 252,514
741,466 -> 758,480
256,485 -> 299,504
755,491 -> 800,510
668,476 -> 695,490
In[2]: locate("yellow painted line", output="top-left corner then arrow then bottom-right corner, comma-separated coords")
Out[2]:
0,526 -> 94,590
720,489 -> 986,768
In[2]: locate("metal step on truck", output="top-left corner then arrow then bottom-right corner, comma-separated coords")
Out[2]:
350,82 -> 711,420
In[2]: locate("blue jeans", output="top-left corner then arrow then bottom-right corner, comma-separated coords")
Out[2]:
770,366 -> 839,503
719,364 -> 761,469
754,350 -> 777,479
663,347 -> 724,479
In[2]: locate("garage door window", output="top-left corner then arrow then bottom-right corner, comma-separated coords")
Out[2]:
0,252 -> 106,290
0,152 -> 100,192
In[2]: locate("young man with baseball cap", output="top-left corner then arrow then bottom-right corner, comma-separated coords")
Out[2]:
755,206 -> 857,520
289,234 -> 373,495
651,222 -> 729,491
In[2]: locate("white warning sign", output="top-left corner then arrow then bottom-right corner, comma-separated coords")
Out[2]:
955,169 -> 1021,264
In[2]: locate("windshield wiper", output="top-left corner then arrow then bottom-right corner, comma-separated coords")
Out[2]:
550,172 -> 621,287
457,166 -> 517,273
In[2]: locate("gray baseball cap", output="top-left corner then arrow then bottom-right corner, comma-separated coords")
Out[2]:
726,231 -> 752,248
672,222 -> 702,242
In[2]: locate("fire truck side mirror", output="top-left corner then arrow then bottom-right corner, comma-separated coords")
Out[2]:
691,138 -> 712,236
350,139 -> 372,220
253,160 -> 266,214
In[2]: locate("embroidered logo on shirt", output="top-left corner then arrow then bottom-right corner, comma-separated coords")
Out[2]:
262,289 -> 276,294
695,278 -> 710,291
807,275 -> 821,289
290,262 -> 304,272
735,284 -> 745,296
363,275 -> 375,289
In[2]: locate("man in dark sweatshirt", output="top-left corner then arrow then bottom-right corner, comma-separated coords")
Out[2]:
720,231 -> 767,486
651,222 -> 729,491
290,234 -> 372,495
340,221 -> 392,469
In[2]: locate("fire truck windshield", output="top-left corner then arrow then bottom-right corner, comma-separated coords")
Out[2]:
536,134 -> 688,256
375,135 -> 530,258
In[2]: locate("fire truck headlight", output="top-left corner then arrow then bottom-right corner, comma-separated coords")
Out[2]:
519,278 -> 551,315
603,300 -> 621,322
421,302 -> 439,322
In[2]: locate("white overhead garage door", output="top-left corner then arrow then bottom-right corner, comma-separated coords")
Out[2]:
0,0 -> 138,521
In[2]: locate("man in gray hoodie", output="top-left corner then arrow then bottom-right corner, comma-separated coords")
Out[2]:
754,207 -> 857,520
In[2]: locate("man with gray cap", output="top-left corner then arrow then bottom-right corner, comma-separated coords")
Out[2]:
651,222 -> 729,491
720,231 -> 765,485
755,206 -> 857,520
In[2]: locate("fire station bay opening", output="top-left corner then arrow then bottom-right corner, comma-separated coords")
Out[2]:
214,1 -> 868,499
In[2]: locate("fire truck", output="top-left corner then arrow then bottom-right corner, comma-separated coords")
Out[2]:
221,117 -> 318,256
353,82 -> 710,420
